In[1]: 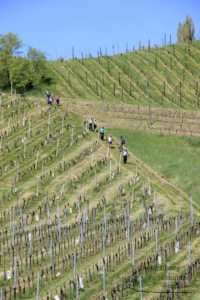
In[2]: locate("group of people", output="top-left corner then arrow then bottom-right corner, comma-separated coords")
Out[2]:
84,116 -> 128,164
44,91 -> 126,163
45,89 -> 60,105
84,117 -> 98,131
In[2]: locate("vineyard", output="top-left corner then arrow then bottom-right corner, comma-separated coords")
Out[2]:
1,40 -> 200,300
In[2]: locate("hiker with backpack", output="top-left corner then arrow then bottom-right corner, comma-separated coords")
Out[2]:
122,148 -> 128,164
120,136 -> 125,145
119,136 -> 125,151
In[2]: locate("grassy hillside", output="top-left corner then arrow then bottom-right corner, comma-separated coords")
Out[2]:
50,40 -> 200,110
110,129 -> 200,205
1,40 -> 200,300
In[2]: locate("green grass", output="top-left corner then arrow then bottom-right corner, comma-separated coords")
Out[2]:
111,129 -> 200,205
56,40 -> 200,110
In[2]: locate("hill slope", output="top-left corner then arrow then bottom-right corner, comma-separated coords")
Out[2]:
0,40 -> 200,300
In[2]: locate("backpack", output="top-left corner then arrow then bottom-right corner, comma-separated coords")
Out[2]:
122,139 -> 125,144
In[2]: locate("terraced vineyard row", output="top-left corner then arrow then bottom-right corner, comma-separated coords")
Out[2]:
52,40 -> 200,110
1,40 -> 200,300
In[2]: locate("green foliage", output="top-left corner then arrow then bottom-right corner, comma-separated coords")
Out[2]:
177,22 -> 182,43
0,51 -> 9,86
182,15 -> 195,41
26,46 -> 47,88
9,56 -> 29,88
0,32 -> 23,57
0,32 -> 23,87
177,15 -> 195,43
0,32 -> 48,90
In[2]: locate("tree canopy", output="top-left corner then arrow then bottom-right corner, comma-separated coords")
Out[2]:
0,32 -> 48,90
26,47 -> 47,89
0,32 -> 23,85
177,15 -> 195,42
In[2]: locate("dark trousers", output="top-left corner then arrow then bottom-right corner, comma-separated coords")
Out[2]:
123,155 -> 127,164
89,123 -> 92,130
101,133 -> 104,140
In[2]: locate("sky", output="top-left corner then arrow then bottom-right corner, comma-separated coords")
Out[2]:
1,0 -> 200,60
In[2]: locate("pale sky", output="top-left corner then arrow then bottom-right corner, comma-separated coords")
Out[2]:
1,0 -> 200,59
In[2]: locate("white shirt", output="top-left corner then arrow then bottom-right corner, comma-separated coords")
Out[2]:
123,150 -> 128,156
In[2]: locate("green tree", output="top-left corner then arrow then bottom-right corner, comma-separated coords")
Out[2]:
0,32 -> 23,86
177,22 -> 182,43
8,46 -> 48,90
27,46 -> 47,89
182,15 -> 195,41
0,32 -> 49,91
0,52 -> 9,87
176,15 -> 195,43
9,56 -> 29,88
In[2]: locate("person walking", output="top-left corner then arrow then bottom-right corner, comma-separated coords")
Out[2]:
107,134 -> 113,148
94,119 -> 98,131
120,136 -> 123,145
45,89 -> 50,104
122,148 -> 128,164
88,118 -> 93,130
51,93 -> 54,103
56,95 -> 60,105
49,97 -> 52,105
119,136 -> 125,151
100,126 -> 105,140
83,116 -> 86,126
